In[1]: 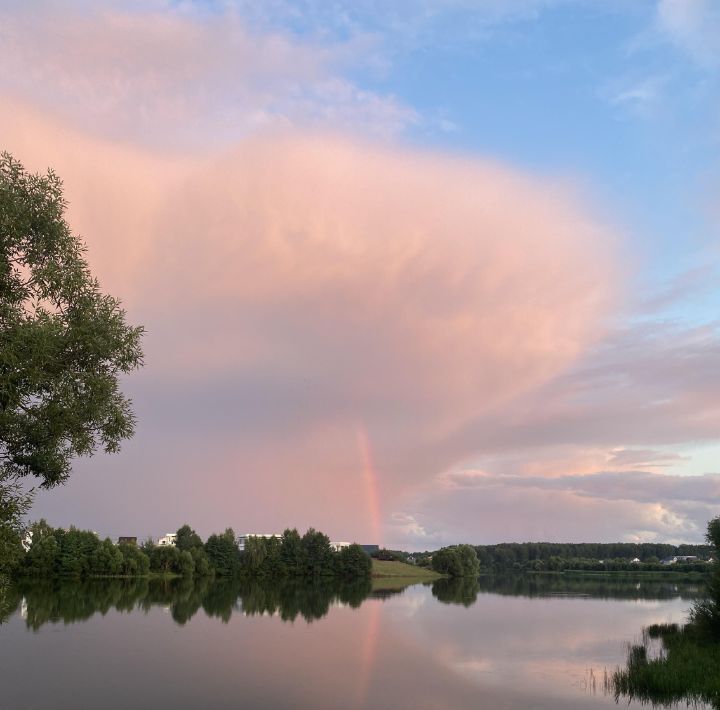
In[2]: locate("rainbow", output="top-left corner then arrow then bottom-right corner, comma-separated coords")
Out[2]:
357,425 -> 383,546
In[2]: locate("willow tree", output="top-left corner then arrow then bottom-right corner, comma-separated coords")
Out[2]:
0,152 -> 143,492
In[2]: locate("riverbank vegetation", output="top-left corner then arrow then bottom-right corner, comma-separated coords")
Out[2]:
15,521 -> 371,583
610,516 -> 720,707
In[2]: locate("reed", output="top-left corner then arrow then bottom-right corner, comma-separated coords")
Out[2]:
610,623 -> 720,707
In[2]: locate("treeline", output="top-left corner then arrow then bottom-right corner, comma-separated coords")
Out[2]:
18,522 -> 371,581
472,542 -> 713,571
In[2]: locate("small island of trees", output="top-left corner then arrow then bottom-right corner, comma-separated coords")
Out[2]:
430,544 -> 480,578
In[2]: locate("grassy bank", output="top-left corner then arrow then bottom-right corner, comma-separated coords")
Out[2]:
610,623 -> 720,707
371,559 -> 442,581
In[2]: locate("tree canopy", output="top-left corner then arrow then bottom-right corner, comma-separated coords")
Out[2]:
431,544 -> 480,578
0,153 -> 143,488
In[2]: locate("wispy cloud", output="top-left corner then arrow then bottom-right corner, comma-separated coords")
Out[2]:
656,0 -> 720,68
0,1 -> 417,145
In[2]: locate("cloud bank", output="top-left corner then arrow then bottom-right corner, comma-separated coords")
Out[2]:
2,97 -> 619,542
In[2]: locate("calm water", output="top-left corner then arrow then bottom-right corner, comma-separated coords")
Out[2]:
0,575 -> 707,710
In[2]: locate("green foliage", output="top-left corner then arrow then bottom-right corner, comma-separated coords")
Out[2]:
707,517 -> 720,550
190,548 -> 212,577
242,535 -> 266,574
471,541 -> 713,571
260,535 -> 284,577
336,544 -> 372,580
175,524 -> 203,553
89,538 -> 123,576
56,528 -> 101,577
0,153 -> 144,488
0,470 -> 31,576
431,545 -> 479,578
611,623 -> 720,707
23,521 -> 151,578
301,528 -> 334,577
23,520 -> 59,576
149,545 -> 181,575
178,550 -> 195,577
118,543 -> 150,576
16,521 -> 371,583
205,530 -> 240,577
280,528 -> 304,575
690,516 -> 720,640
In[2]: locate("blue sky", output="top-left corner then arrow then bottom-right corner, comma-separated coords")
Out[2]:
213,0 -> 720,295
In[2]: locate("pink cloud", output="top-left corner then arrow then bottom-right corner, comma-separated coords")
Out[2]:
0,1 -> 413,144
3,99 -> 620,541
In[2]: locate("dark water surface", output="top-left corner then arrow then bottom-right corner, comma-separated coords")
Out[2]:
0,574 -> 707,710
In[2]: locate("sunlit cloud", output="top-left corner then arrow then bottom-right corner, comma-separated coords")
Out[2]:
0,0 -> 415,144
5,98 -> 619,541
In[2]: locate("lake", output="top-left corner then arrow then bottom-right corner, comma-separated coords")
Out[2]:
0,574 -> 707,709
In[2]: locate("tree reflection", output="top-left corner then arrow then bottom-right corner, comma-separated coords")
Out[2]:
432,577 -> 480,606
477,573 -> 703,601
8,576 -> 373,629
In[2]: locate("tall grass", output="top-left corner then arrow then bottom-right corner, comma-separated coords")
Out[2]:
610,623 -> 720,707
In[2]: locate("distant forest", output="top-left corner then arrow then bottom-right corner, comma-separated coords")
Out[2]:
473,542 -> 714,571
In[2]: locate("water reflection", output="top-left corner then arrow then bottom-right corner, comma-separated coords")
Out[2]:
3,576 -> 374,629
476,573 -> 703,601
432,577 -> 481,606
0,573 -> 703,631
0,574 -> 710,710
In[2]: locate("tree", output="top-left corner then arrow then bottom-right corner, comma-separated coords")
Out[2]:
0,470 -> 31,576
90,538 -> 123,576
205,529 -> 239,577
118,542 -> 150,576
337,544 -> 372,580
150,545 -> 181,575
0,153 -> 144,489
432,545 -> 480,578
178,550 -> 195,577
243,536 -> 267,574
431,547 -> 463,577
23,520 -> 59,576
690,516 -> 720,639
301,528 -> 335,577
175,524 -> 203,553
280,528 -> 304,575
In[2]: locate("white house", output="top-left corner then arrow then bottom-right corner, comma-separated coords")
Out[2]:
21,530 -> 33,552
331,541 -> 351,552
158,533 -> 177,547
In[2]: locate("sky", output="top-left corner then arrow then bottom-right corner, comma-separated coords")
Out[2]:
3,0 -> 720,550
